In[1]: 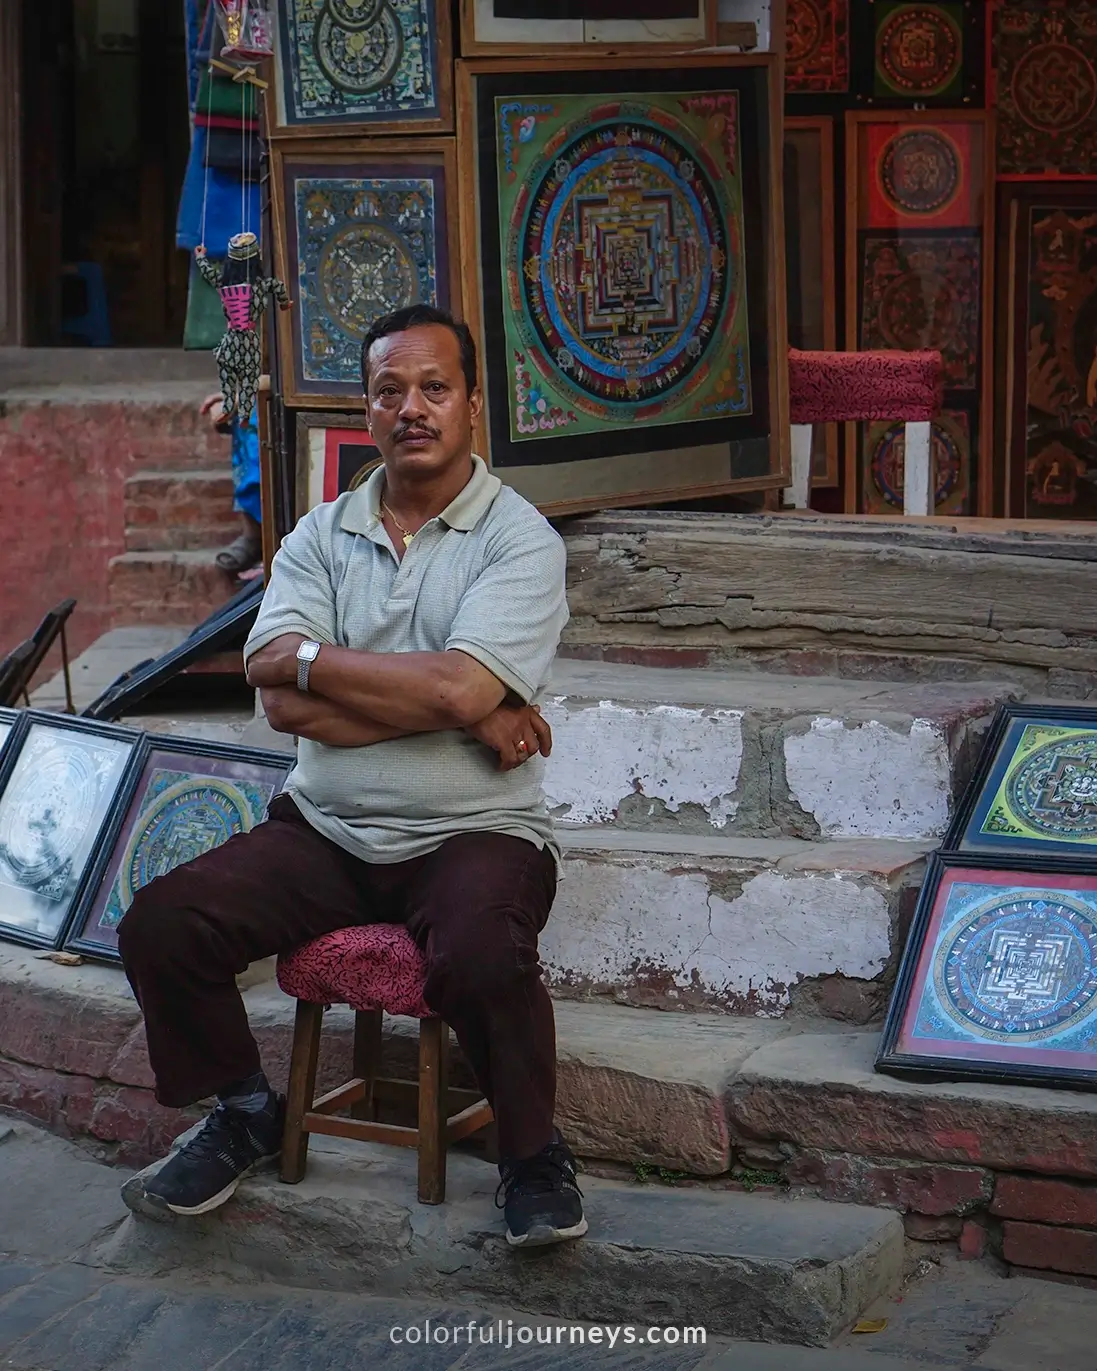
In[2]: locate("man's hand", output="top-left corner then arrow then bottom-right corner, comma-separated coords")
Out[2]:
466,703 -> 552,771
246,634 -> 307,689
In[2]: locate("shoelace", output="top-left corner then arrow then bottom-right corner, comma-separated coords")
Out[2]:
179,1105 -> 260,1165
494,1144 -> 584,1209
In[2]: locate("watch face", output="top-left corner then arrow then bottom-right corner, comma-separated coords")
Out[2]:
298,641 -> 320,662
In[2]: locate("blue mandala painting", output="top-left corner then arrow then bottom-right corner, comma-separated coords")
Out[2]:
294,172 -> 443,387
277,0 -> 442,127
909,875 -> 1097,1058
97,768 -> 277,932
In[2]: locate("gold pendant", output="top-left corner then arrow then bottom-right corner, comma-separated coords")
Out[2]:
402,532 -> 413,549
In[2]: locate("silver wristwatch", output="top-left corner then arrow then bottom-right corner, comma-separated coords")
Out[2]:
296,640 -> 321,692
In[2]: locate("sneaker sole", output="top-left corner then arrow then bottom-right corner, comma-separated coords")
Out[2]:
121,1152 -> 278,1222
506,1216 -> 589,1248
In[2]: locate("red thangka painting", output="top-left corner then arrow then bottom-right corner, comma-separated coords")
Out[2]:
786,0 -> 850,93
992,0 -> 1097,179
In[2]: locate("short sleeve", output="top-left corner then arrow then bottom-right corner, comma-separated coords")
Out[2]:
243,513 -> 338,665
444,515 -> 568,703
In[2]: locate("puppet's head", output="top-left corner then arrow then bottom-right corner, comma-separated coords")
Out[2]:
222,231 -> 261,287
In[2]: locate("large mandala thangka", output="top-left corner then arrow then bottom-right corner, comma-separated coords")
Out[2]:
859,233 -> 981,389
994,1 -> 1097,178
982,726 -> 1097,845
295,175 -> 440,387
863,407 -> 970,514
920,883 -> 1097,1046
497,93 -> 751,442
874,2 -> 964,101
786,0 -> 850,93
98,769 -> 277,933
279,0 -> 439,126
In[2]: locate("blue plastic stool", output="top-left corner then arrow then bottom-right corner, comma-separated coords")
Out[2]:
61,262 -> 111,346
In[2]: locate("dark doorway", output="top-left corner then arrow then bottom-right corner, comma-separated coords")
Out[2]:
21,0 -> 190,346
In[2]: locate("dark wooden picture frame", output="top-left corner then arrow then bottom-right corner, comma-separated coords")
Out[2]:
785,114 -> 839,486
878,849 -> 1097,1090
64,735 -> 293,964
269,0 -> 454,137
0,712 -> 143,951
851,0 -> 984,109
843,108 -> 995,517
945,703 -> 1097,863
456,53 -> 790,516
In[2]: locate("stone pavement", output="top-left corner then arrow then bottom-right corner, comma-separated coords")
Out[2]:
3,1117 -> 1097,1371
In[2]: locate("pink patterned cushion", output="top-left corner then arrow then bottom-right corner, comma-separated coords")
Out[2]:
277,925 -> 434,1018
788,348 -> 944,425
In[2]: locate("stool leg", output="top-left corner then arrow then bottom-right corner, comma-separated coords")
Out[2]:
417,1018 -> 448,1205
280,999 -> 323,1184
352,1008 -> 382,1121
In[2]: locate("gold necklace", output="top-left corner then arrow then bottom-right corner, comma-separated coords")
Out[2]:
381,499 -> 416,550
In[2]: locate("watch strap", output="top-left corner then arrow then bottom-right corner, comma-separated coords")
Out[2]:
296,655 -> 312,693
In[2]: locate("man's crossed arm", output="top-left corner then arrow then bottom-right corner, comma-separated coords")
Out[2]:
246,634 -> 551,770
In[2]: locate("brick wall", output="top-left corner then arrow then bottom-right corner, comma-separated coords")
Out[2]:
0,395 -> 229,663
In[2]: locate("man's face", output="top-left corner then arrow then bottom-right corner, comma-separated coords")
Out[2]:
364,324 -> 482,480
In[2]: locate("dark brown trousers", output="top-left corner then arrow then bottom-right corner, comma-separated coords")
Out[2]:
118,795 -> 558,1160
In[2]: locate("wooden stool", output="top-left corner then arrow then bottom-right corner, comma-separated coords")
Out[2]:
276,925 -> 494,1204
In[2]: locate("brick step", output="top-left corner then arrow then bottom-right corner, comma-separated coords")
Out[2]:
107,550 -> 239,627
543,660 -> 1016,842
123,468 -> 237,553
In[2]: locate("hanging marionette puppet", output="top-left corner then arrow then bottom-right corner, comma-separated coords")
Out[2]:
195,231 -> 289,421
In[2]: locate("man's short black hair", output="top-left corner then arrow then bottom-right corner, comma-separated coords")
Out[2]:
361,304 -> 478,396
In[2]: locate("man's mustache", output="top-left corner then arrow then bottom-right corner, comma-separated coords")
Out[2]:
393,422 -> 441,442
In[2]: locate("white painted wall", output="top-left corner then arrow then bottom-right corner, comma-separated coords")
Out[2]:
784,717 -> 952,840
719,0 -> 772,50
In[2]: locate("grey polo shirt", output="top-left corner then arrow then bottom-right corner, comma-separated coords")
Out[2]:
243,456 -> 569,868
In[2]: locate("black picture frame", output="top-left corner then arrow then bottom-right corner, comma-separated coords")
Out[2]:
64,734 -> 293,964
877,849 -> 1097,1090
0,712 -> 145,950
944,703 -> 1097,862
851,0 -> 984,108
0,707 -> 22,757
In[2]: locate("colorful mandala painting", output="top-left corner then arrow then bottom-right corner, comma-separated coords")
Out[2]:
993,1 -> 1097,178
292,172 -> 444,388
863,407 -> 970,514
864,121 -> 978,230
981,725 -> 1097,848
874,1 -> 964,101
859,233 -> 981,389
496,91 -> 752,444
97,768 -> 277,935
786,0 -> 850,93
277,0 -> 440,127
914,876 -> 1097,1052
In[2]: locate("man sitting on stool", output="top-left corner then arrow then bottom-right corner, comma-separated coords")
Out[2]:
119,304 -> 585,1249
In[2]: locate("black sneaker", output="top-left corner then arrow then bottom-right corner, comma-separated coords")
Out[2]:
496,1133 -> 587,1248
126,1094 -> 285,1218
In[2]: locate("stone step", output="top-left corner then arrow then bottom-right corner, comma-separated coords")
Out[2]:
543,660 -> 1017,842
107,551 -> 238,627
551,828 -> 927,1018
123,469 -> 237,554
106,1136 -> 903,1347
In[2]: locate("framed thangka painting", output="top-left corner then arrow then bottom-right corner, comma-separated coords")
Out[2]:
785,0 -> 850,95
850,0 -> 982,107
295,411 -> 382,520
844,111 -> 993,516
878,853 -> 1097,1088
65,738 -> 293,963
998,184 -> 1097,520
0,714 -> 140,950
946,705 -> 1097,861
456,55 -> 790,515
459,0 -> 717,56
990,0 -> 1097,181
271,0 -> 452,135
270,139 -> 459,408
785,117 -> 838,486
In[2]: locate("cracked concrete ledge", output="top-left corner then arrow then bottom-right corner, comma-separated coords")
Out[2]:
102,1136 -> 904,1347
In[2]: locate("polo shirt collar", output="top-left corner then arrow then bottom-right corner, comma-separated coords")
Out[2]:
340,455 -> 500,539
